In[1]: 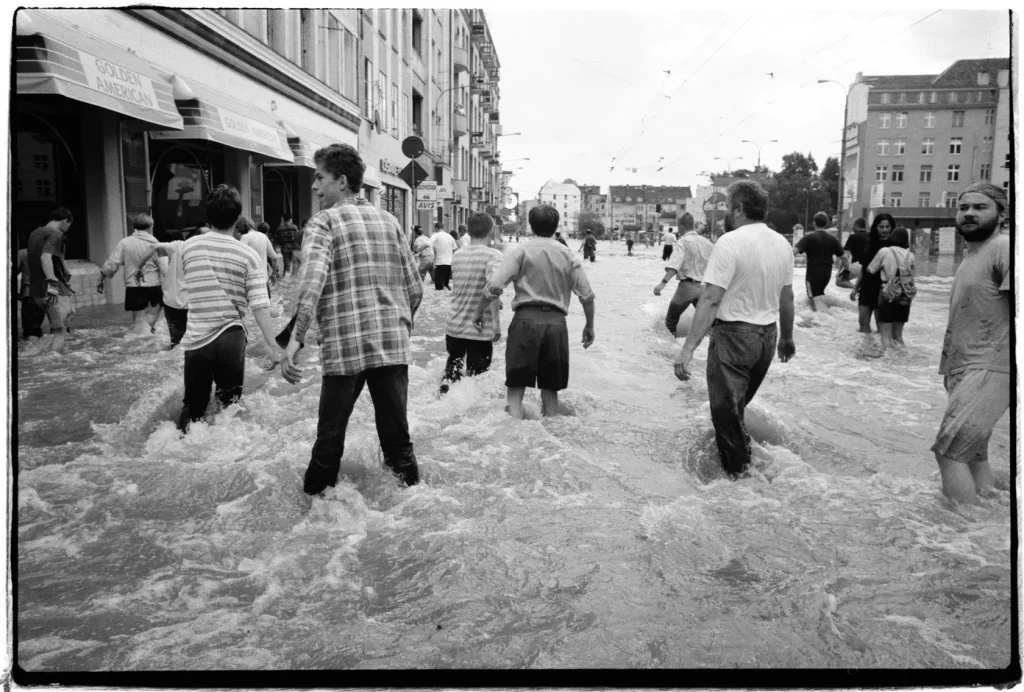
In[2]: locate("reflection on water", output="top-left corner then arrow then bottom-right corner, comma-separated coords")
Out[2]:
15,242 -> 1010,672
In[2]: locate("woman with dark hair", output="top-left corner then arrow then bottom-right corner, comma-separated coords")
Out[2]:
849,212 -> 895,334
866,226 -> 914,353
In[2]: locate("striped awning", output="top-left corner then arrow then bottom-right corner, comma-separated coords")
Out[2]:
265,121 -> 329,169
149,80 -> 294,163
15,9 -> 183,130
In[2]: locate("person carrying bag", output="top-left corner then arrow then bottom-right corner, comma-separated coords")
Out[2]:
867,227 -> 916,353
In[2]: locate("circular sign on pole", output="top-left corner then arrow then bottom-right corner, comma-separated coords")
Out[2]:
401,136 -> 425,159
702,191 -> 728,213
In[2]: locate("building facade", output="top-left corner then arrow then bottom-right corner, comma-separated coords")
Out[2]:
12,8 -> 504,309
607,185 -> 691,238
538,180 -> 581,234
842,58 -> 1011,232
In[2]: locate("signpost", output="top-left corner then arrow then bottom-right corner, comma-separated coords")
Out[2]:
416,181 -> 438,211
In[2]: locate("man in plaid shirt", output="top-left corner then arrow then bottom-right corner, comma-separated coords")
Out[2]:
281,144 -> 423,494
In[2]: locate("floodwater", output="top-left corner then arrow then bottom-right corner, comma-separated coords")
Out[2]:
15,239 -> 1012,671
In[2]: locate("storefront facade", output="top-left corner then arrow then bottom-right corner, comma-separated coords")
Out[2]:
12,8 -> 360,308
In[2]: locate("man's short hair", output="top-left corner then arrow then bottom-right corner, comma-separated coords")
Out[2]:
813,211 -> 829,228
467,212 -> 493,239
726,180 -> 769,221
528,205 -> 559,237
958,182 -> 1008,214
313,143 -> 363,192
853,217 -> 867,231
413,225 -> 423,236
205,184 -> 243,230
679,212 -> 695,231
257,222 -> 271,234
282,212 -> 292,222
49,207 -> 73,223
235,217 -> 254,235
458,224 -> 468,234
133,213 -> 154,230
435,222 -> 444,230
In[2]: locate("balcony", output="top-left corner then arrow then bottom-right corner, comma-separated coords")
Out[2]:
470,77 -> 488,94
470,132 -> 484,149
453,45 -> 469,74
452,111 -> 468,137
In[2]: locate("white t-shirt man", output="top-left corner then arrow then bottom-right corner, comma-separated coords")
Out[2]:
240,231 -> 280,275
662,230 -> 677,247
431,231 -> 458,267
702,222 -> 794,325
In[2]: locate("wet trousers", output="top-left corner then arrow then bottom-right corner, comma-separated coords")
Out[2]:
664,279 -> 703,336
308,365 -> 419,485
164,305 -> 188,346
706,320 -> 777,475
178,326 -> 246,431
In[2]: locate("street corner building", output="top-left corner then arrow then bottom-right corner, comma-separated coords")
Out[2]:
11,8 -> 506,311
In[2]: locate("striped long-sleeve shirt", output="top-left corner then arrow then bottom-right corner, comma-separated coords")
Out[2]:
180,232 -> 270,351
292,199 -> 423,376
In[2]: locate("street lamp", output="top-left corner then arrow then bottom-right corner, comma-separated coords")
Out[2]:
713,157 -> 743,175
818,78 -> 853,242
740,139 -> 778,174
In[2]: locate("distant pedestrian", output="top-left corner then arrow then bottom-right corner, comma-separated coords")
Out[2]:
578,228 -> 597,262
136,227 -> 199,350
280,143 -> 423,492
97,213 -> 163,334
661,228 -> 677,261
473,205 -> 595,419
554,231 -> 568,247
837,217 -> 868,289
932,183 -> 1009,504
794,211 -> 845,312
653,213 -> 713,336
849,213 -> 894,334
239,218 -> 281,299
276,213 -> 299,276
411,226 -> 435,282
431,223 -> 458,290
673,180 -> 795,479
626,234 -> 634,256
440,212 -> 503,395
27,207 -> 76,353
176,185 -> 281,432
457,223 -> 472,250
866,226 -> 915,353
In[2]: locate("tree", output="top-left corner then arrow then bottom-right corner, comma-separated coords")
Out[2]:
820,156 -> 840,217
561,178 -> 577,185
578,211 -> 606,238
771,151 -> 832,232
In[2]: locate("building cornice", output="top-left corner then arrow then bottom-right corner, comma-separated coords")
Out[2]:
122,8 -> 361,133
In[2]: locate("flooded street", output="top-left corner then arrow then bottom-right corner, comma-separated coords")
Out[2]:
15,240 -> 1012,671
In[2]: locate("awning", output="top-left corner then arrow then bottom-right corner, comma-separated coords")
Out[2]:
149,80 -> 294,163
265,120 -> 329,169
363,165 -> 383,189
378,170 -> 410,191
15,9 -> 183,130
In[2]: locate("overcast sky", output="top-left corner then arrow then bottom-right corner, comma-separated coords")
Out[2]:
485,6 -> 1011,200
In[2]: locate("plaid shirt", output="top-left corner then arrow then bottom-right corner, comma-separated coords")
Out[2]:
293,198 -> 423,376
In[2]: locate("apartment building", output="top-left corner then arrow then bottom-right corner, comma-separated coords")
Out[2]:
538,180 -> 581,234
608,185 -> 691,236
12,8 -> 504,309
578,184 -> 608,221
842,58 -> 1011,231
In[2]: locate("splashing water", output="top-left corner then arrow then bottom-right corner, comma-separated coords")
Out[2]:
16,242 -> 1011,670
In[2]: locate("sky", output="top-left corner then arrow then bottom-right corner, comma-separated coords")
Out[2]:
484,6 -> 1012,201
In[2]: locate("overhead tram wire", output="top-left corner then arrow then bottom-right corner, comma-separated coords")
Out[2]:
828,10 -> 943,72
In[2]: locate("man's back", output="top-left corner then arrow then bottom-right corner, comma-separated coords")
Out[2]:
297,198 -> 422,375
432,231 -> 457,265
240,231 -> 273,268
491,236 -> 593,314
796,229 -> 844,267
27,225 -> 69,298
674,232 -> 714,281
704,223 -> 794,325
448,244 -> 503,340
844,231 -> 869,261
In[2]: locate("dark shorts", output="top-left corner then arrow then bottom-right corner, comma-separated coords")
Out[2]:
876,300 -> 910,324
505,305 -> 570,391
124,286 -> 163,311
662,245 -> 673,261
626,240 -> 634,248
805,265 -> 832,297
434,264 -> 452,290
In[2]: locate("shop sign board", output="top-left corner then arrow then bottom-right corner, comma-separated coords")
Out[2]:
416,181 -> 438,210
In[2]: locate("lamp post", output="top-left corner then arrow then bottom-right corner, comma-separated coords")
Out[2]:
740,139 -> 778,175
818,79 -> 852,242
713,157 -> 743,175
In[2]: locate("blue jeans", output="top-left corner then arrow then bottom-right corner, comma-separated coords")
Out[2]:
706,320 -> 777,475
307,365 -> 418,488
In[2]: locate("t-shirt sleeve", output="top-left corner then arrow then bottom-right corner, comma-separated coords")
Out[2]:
832,236 -> 845,256
701,239 -> 735,290
996,236 -> 1010,291
487,247 -> 523,295
794,235 -> 808,254
245,251 -> 271,310
571,255 -> 595,304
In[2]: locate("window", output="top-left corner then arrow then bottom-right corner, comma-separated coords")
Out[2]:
889,192 -> 902,207
930,91 -> 938,103
984,109 -> 995,125
411,89 -> 423,135
300,10 -> 316,73
947,164 -> 960,182
920,165 -> 933,182
894,139 -> 906,156
952,111 -> 965,128
983,135 -> 993,151
898,92 -> 906,104
875,165 -> 887,182
948,91 -> 959,104
918,192 -> 931,207
880,92 -> 891,104
326,15 -> 341,91
1005,153 -> 1011,169
917,92 -> 926,105
975,91 -> 984,102
877,139 -> 890,155
1003,180 -> 1010,193
267,10 -> 287,56
879,113 -> 891,129
896,112 -> 907,128
922,138 -> 935,155
924,111 -> 935,128
892,165 -> 904,182
377,71 -> 388,129
391,83 -> 399,136
343,29 -> 357,100
980,163 -> 991,180
978,71 -> 991,86
949,137 -> 962,155
944,192 -> 958,208
411,11 -> 423,56
363,58 -> 372,117
33,154 -> 49,171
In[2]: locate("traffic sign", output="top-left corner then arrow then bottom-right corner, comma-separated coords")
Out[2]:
398,160 -> 430,189
417,181 -> 437,201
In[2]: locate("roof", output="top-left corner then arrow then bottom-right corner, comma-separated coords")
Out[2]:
539,180 -> 581,195
931,58 -> 1009,87
859,74 -> 936,90
577,185 -> 601,195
